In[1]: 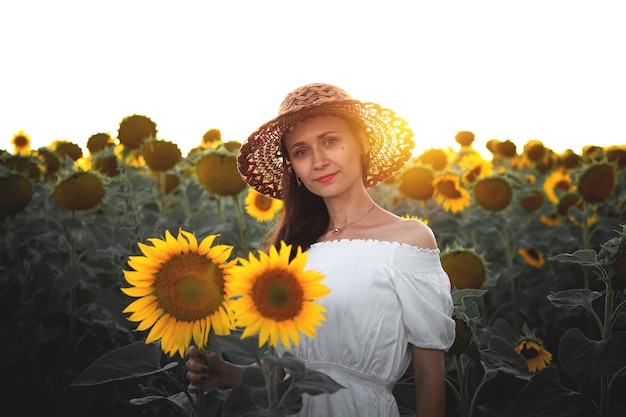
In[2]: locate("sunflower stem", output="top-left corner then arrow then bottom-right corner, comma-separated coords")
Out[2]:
267,345 -> 278,408
232,194 -> 248,254
599,286 -> 614,417
453,355 -> 470,417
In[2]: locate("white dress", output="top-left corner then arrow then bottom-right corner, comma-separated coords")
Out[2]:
281,239 -> 456,417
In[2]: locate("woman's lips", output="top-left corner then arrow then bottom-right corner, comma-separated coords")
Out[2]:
314,173 -> 337,183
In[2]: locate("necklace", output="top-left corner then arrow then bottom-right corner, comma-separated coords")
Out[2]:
329,204 -> 376,235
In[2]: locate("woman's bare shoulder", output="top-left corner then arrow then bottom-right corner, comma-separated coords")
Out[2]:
378,213 -> 438,249
373,212 -> 438,249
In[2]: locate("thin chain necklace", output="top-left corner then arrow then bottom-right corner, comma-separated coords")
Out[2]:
329,204 -> 376,235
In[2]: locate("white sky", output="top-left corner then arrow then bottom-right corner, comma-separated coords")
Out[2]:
1,1 -> 624,157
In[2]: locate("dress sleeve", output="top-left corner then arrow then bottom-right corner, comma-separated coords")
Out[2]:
392,248 -> 456,351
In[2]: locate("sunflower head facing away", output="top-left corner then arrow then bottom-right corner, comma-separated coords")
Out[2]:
122,229 -> 235,357
514,325 -> 553,372
226,241 -> 330,349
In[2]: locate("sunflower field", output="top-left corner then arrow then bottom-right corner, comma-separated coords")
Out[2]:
1,120 -> 625,417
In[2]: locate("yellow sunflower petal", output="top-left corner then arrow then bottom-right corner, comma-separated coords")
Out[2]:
123,269 -> 155,285
123,295 -> 157,314
121,286 -> 153,297
134,308 -> 164,331
198,233 -> 218,254
181,229 -> 199,252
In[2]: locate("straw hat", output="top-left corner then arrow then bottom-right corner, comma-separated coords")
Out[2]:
237,83 -> 415,199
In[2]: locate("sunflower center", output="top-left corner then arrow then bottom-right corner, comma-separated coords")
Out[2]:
154,253 -> 225,321
251,267 -> 303,321
519,343 -> 539,360
555,179 -> 571,191
254,194 -> 273,211
436,179 -> 462,198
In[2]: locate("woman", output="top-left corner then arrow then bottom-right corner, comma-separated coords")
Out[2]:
186,83 -> 455,417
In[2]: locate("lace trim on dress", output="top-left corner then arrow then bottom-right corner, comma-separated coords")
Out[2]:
311,238 -> 440,254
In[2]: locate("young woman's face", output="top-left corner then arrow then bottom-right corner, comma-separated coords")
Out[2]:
283,115 -> 368,198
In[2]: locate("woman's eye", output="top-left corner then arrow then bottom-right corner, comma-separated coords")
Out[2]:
324,137 -> 337,146
294,149 -> 307,157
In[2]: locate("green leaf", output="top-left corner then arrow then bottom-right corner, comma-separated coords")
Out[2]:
451,288 -> 487,306
71,341 -> 176,386
291,368 -> 346,396
480,336 -> 532,380
264,351 -> 306,374
549,249 -> 601,266
559,329 -> 626,389
503,367 -> 599,417
547,289 -> 602,310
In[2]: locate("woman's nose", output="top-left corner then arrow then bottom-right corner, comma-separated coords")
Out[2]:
312,151 -> 329,169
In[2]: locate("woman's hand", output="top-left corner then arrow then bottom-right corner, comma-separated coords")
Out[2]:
185,345 -> 237,393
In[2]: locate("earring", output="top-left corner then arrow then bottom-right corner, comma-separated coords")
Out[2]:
295,177 -> 302,186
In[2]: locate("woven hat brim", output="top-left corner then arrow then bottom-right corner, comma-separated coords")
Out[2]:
237,100 -> 414,200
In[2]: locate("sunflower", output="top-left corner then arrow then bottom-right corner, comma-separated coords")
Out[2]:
440,247 -> 487,289
577,162 -> 616,204
519,189 -> 544,212
202,128 -> 223,147
401,214 -> 428,225
446,316 -> 472,356
473,176 -> 513,212
496,139 -> 517,158
397,165 -> 435,201
122,230 -> 235,357
518,248 -> 545,268
53,140 -> 83,161
141,139 -> 182,171
245,187 -> 283,222
196,146 -> 247,196
459,154 -> 493,184
569,212 -> 599,228
515,329 -> 552,372
416,148 -> 449,171
455,130 -> 475,147
117,114 -> 158,150
524,139 -> 546,162
543,169 -> 575,204
226,241 -> 330,349
35,148 -> 62,176
11,130 -> 31,154
54,170 -> 105,211
433,173 -> 471,214
87,132 -> 115,154
540,213 -> 562,227
0,174 -> 33,215
560,150 -> 582,170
